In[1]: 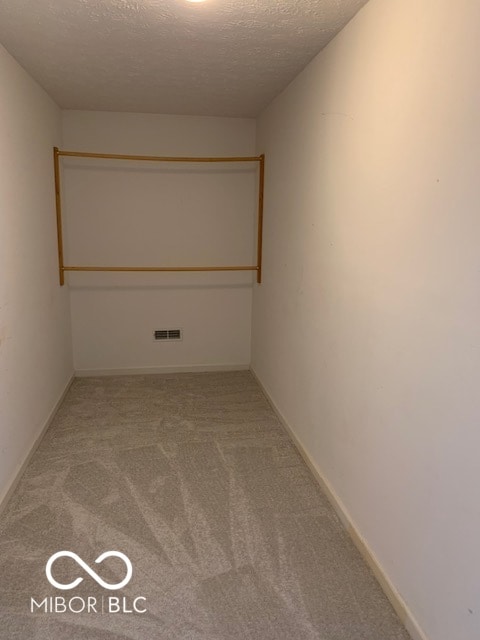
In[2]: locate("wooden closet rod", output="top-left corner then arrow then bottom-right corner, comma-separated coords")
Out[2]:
53,147 -> 265,285
63,266 -> 258,273
57,150 -> 262,163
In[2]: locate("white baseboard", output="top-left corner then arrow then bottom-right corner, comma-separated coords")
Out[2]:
75,363 -> 250,377
0,374 -> 75,517
250,368 -> 428,640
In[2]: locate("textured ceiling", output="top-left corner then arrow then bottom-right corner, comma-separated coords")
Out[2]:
0,0 -> 369,117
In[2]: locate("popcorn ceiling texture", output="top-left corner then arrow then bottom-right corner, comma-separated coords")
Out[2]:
0,0 -> 368,117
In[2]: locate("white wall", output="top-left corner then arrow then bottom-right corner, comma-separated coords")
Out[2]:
62,111 -> 257,374
252,1 -> 480,639
0,45 -> 73,504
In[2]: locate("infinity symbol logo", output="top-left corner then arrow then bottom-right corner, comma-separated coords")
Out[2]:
46,551 -> 133,591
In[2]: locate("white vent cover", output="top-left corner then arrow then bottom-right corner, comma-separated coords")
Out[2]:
153,328 -> 183,342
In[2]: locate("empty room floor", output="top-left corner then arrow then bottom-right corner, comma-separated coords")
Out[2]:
0,371 -> 410,639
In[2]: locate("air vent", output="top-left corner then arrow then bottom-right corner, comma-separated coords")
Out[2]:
154,328 -> 183,342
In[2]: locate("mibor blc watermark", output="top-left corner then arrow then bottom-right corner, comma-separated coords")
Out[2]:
30,551 -> 147,614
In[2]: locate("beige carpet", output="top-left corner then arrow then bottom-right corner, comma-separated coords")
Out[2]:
0,371 -> 410,639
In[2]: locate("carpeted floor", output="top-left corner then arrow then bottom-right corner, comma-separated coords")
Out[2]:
0,371 -> 410,639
